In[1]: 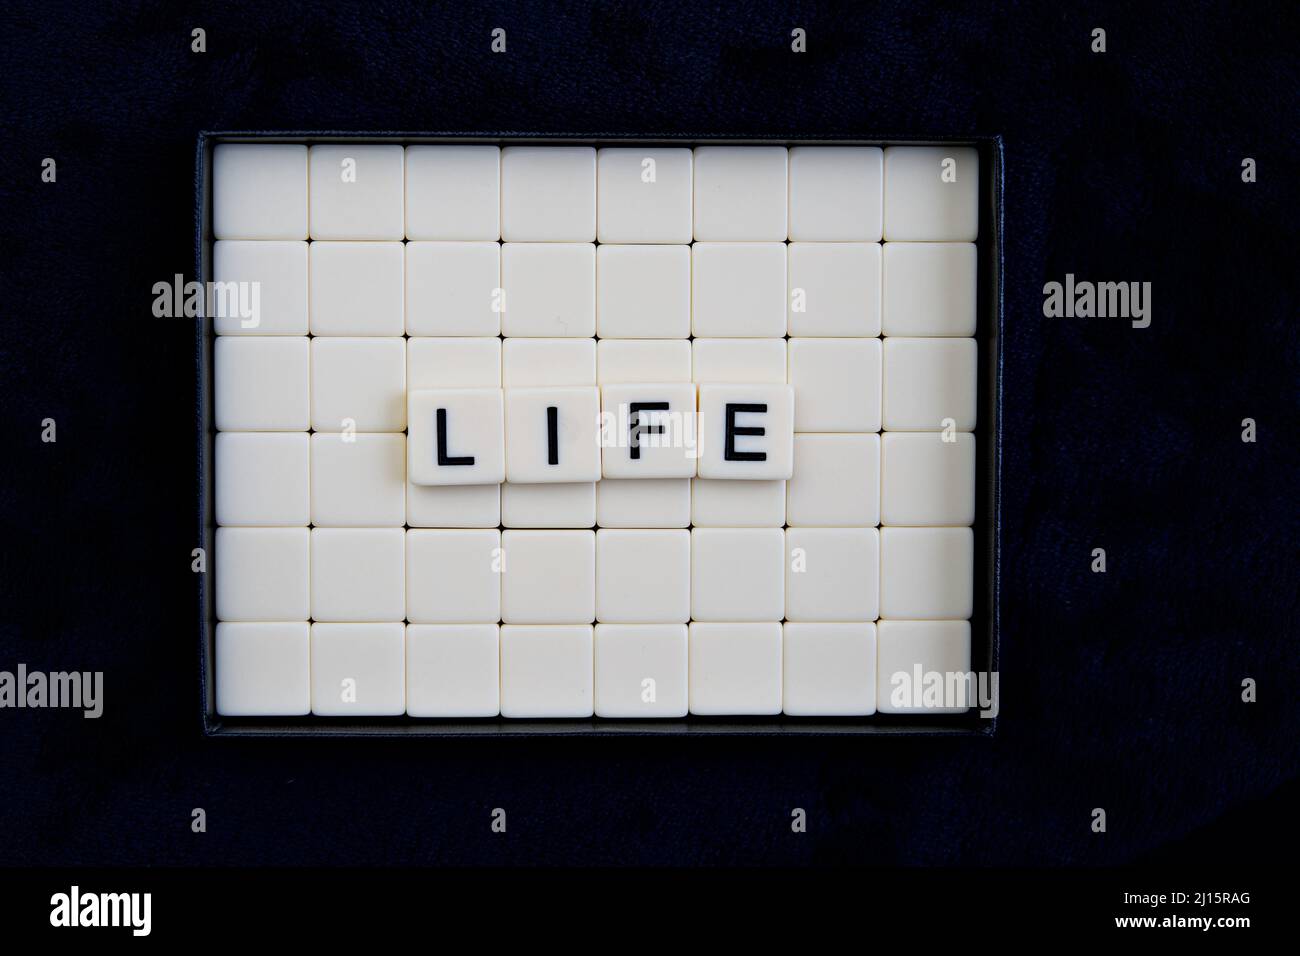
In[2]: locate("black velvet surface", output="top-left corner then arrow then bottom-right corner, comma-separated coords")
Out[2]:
0,0 -> 1296,866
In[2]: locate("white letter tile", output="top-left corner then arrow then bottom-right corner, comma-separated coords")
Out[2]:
311,337 -> 407,432
596,529 -> 691,624
310,623 -> 406,716
213,144 -> 308,240
405,145 -> 501,241
309,144 -> 405,240
595,624 -> 688,718
309,241 -> 404,336
596,244 -> 691,339
310,528 -> 406,623
691,242 -> 786,337
407,388 -> 505,486
215,527 -> 309,622
693,146 -> 787,241
879,527 -> 974,620
500,625 -> 594,717
689,528 -> 784,622
501,146 -> 596,242
215,432 -> 310,527
214,336 -> 309,431
215,622 -> 311,716
786,434 -> 880,527
788,337 -> 881,432
688,622 -> 782,715
501,242 -> 596,337
406,624 -> 501,717
788,146 -> 882,241
880,432 -> 976,527
782,623 -> 877,716
500,530 -> 596,625
785,527 -> 880,623
597,147 -> 693,243
882,337 -> 977,431
405,241 -> 501,337
406,530 -> 502,624
882,146 -> 978,242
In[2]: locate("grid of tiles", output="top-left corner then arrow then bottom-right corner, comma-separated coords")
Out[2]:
210,142 -> 979,720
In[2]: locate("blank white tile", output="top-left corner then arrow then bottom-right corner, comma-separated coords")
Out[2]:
501,530 -> 595,624
692,338 -> 786,384
876,620 -> 972,713
501,243 -> 596,337
215,432 -> 310,526
788,146 -> 883,241
597,479 -> 691,528
310,433 -> 406,527
500,625 -> 594,717
596,529 -> 690,624
881,432 -> 975,526
407,480 -> 501,528
696,383 -> 794,480
690,528 -> 784,622
879,527 -> 973,620
215,527 -> 309,622
786,434 -> 880,527
788,338 -> 881,432
406,530 -> 501,624
406,624 -> 500,717
688,622 -> 782,715
405,241 -> 501,337
505,386 -> 601,483
882,337 -> 977,431
785,527 -> 880,622
597,147 -> 693,243
501,146 -> 596,242
407,388 -> 505,486
405,145 -> 500,241
691,479 -> 786,527
501,482 -> 595,528
310,623 -> 405,716
311,337 -> 406,432
882,242 -> 977,336
214,336 -> 309,431
883,146 -> 979,242
503,338 -> 595,386
408,337 -> 501,389
596,244 -> 691,338
309,241 -> 404,335
598,340 -> 692,384
786,242 -> 881,337
782,623 -> 877,716
212,240 -> 308,334
595,624 -> 688,718
310,528 -> 405,623
693,146 -> 788,241
600,381 -> 698,479
691,242 -> 786,337
309,144 -> 404,240
213,144 -> 308,240
216,622 -> 311,716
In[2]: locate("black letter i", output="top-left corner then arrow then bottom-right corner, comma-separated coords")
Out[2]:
547,406 -> 559,465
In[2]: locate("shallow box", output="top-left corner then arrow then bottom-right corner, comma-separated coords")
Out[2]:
195,132 -> 1004,737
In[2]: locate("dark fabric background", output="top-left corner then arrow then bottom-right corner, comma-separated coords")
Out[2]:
0,0 -> 1296,867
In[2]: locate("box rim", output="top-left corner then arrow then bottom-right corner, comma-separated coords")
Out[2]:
195,131 -> 1004,739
